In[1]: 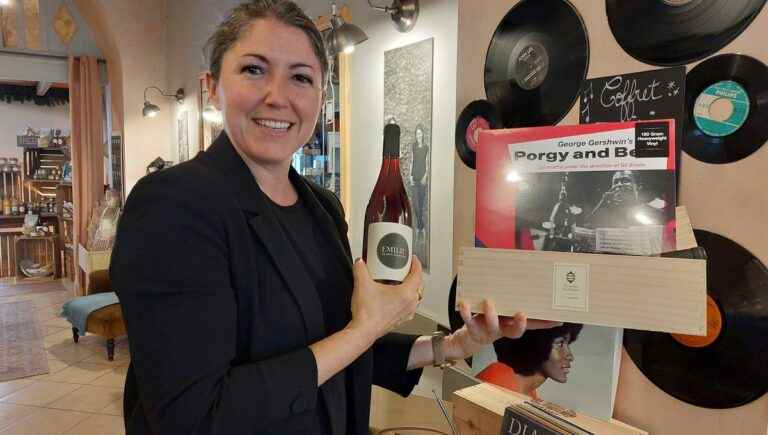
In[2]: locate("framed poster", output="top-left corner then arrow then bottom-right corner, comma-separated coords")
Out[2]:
177,110 -> 189,163
384,38 -> 434,272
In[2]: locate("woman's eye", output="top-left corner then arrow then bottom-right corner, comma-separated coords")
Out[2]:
294,74 -> 313,85
242,65 -> 264,75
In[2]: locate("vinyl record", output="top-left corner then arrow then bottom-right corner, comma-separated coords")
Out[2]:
606,0 -> 767,66
624,230 -> 768,409
455,100 -> 502,169
683,54 -> 768,164
484,0 -> 589,128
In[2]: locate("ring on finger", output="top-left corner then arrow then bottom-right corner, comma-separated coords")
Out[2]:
417,285 -> 424,302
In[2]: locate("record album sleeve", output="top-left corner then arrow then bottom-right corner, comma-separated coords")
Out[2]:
475,120 -> 677,256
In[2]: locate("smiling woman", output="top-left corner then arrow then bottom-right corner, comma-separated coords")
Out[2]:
110,2 -> 558,434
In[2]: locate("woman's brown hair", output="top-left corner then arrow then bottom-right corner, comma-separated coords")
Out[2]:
205,0 -> 329,87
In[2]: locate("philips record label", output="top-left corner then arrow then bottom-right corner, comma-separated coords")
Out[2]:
683,54 -> 768,164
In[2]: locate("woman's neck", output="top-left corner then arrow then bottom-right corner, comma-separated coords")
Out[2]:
516,372 -> 547,397
231,143 -> 297,206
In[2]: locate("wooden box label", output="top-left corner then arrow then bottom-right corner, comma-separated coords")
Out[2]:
553,263 -> 590,312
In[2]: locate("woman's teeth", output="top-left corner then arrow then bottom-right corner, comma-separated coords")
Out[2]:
255,119 -> 291,130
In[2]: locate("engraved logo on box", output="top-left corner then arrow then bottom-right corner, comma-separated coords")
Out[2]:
553,263 -> 589,312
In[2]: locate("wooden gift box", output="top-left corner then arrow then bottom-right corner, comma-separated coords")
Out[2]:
457,207 -> 707,335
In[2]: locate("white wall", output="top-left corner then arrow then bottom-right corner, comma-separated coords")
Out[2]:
0,102 -> 69,161
347,0 -> 458,326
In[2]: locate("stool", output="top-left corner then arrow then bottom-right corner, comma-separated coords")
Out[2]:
71,303 -> 126,361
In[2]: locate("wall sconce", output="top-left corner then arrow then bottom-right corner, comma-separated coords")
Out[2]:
368,0 -> 419,33
325,1 -> 368,56
202,103 -> 223,124
142,86 -> 185,118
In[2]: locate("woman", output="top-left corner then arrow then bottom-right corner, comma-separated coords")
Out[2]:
477,323 -> 583,398
111,1 -> 556,434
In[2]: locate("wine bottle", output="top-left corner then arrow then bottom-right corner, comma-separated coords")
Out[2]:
362,123 -> 413,284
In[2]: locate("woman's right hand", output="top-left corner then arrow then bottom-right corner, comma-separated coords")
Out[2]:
348,256 -> 423,342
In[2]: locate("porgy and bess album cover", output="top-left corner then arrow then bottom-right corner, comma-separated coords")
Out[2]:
475,119 -> 677,256
471,120 -> 677,420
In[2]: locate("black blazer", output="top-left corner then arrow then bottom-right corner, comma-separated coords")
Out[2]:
110,134 -> 423,435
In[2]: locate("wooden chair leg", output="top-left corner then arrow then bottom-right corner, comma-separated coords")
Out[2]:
72,327 -> 79,343
106,338 -> 115,361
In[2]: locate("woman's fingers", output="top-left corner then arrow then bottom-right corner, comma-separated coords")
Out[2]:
483,299 -> 500,337
352,258 -> 370,286
401,256 -> 423,289
458,300 -> 473,327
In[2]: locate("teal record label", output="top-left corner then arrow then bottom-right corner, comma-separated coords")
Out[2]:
693,80 -> 750,137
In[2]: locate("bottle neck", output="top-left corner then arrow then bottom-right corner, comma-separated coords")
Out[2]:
383,140 -> 400,159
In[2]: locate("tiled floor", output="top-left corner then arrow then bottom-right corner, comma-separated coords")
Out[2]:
0,280 -> 127,435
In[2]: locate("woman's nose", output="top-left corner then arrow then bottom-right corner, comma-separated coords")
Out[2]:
264,75 -> 290,107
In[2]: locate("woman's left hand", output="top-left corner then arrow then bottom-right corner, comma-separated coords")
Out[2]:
446,299 -> 562,361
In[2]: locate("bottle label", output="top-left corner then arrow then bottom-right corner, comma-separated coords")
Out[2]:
366,222 -> 413,282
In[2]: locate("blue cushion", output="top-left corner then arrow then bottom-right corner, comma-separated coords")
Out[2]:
60,292 -> 120,336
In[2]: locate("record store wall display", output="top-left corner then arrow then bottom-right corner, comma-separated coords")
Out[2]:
453,0 -> 768,433
384,37 -> 434,272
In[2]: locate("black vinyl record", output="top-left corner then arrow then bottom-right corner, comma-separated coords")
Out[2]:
683,54 -> 768,164
455,100 -> 502,169
606,0 -> 767,66
484,0 -> 589,128
624,230 -> 768,409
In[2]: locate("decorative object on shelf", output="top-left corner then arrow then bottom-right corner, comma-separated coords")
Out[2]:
142,86 -> 184,118
52,1 -> 77,46
367,0 -> 419,33
19,258 -> 52,278
22,213 -> 38,236
86,190 -> 121,252
324,1 -> 368,56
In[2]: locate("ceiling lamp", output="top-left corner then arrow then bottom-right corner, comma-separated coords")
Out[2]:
142,86 -> 184,118
368,0 -> 419,33
325,2 -> 368,56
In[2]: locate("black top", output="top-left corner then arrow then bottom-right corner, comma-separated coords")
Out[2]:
111,133 -> 423,435
270,196 -> 350,434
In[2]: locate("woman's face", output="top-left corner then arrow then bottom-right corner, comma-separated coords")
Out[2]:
208,18 -> 323,167
416,128 -> 423,144
541,334 -> 575,383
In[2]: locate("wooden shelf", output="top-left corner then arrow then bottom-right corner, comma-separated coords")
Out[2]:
26,179 -> 62,184
16,235 -> 56,241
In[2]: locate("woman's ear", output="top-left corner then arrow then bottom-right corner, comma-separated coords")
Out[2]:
205,72 -> 221,110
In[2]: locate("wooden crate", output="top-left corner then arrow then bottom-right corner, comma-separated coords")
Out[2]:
453,383 -> 646,435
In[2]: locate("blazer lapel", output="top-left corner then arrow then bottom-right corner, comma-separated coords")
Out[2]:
200,134 -> 326,343
291,169 -> 353,283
